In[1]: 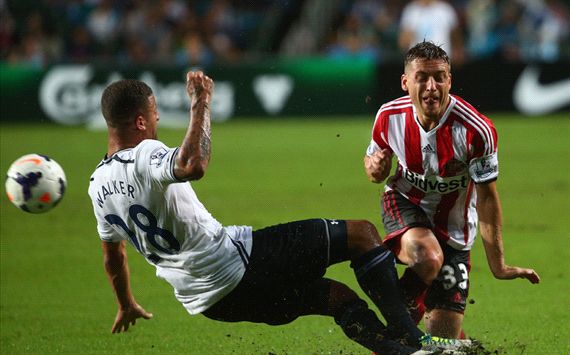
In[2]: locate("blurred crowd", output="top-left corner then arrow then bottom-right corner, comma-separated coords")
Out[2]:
327,0 -> 569,64
1,0 -> 568,68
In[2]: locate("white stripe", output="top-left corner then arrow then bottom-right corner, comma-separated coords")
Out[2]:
380,96 -> 411,110
387,113 -> 407,160
452,107 -> 493,156
454,100 -> 494,152
420,192 -> 442,223
455,102 -> 495,154
380,103 -> 413,114
371,97 -> 411,149
453,108 -> 488,154
451,120 -> 468,162
420,131 -> 439,175
454,101 -> 495,154
366,139 -> 381,156
321,218 -> 331,266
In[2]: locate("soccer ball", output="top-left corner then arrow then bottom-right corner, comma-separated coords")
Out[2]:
5,154 -> 67,213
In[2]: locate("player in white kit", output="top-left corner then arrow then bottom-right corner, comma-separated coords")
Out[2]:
364,41 -> 540,338
88,71 -> 475,354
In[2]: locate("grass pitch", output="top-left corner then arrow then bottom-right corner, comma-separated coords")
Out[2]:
1,114 -> 569,354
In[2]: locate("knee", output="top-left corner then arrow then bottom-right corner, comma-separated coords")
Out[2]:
408,244 -> 443,282
353,220 -> 379,240
346,220 -> 383,258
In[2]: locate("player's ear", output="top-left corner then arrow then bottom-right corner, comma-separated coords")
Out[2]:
401,74 -> 408,92
134,115 -> 146,131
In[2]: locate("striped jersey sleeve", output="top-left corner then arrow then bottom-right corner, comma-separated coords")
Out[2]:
452,96 -> 499,183
367,96 -> 412,156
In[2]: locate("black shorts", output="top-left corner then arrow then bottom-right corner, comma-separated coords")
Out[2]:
203,219 -> 348,325
381,190 -> 470,313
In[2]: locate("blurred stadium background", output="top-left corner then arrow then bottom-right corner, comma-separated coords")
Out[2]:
0,0 -> 568,125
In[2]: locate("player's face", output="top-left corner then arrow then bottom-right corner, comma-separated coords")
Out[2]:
401,58 -> 451,125
143,95 -> 160,139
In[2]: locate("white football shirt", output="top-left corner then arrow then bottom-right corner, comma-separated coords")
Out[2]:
367,95 -> 499,250
400,1 -> 459,56
88,139 -> 252,314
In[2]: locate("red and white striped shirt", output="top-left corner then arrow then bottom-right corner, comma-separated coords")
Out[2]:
366,95 -> 499,250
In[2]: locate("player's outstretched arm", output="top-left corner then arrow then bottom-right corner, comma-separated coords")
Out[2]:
364,149 -> 393,183
102,241 -> 153,333
476,182 -> 541,284
174,71 -> 214,181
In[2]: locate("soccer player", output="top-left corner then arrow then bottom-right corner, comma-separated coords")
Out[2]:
88,71 -> 472,354
364,41 -> 541,338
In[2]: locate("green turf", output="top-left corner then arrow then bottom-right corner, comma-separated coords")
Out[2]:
1,114 -> 569,354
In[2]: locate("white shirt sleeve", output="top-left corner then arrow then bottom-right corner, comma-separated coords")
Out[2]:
96,213 -> 123,242
136,139 -> 181,186
366,139 -> 381,156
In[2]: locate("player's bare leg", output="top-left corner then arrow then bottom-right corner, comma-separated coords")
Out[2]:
397,229 -> 467,339
343,221 -> 474,352
398,228 -> 444,283
424,309 -> 463,338
395,228 -> 443,325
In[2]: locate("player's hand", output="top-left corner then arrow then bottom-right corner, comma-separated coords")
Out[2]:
492,265 -> 540,284
111,302 -> 153,333
364,149 -> 393,183
186,71 -> 214,99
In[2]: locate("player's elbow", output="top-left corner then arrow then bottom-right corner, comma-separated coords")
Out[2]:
175,160 -> 208,181
188,164 -> 206,180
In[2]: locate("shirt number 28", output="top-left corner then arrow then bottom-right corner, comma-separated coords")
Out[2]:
105,204 -> 180,257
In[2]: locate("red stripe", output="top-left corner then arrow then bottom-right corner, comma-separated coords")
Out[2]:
404,113 -> 423,173
403,112 -> 426,205
373,110 -> 390,149
391,192 -> 404,225
436,123 -> 455,177
382,193 -> 392,221
385,191 -> 399,226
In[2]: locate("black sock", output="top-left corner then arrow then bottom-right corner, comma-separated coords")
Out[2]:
334,299 -> 417,355
351,246 -> 424,346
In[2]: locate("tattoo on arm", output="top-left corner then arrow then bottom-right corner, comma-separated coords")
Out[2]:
175,95 -> 212,179
198,103 -> 211,161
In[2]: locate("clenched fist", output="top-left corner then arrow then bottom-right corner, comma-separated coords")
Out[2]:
364,149 -> 393,183
186,71 -> 214,99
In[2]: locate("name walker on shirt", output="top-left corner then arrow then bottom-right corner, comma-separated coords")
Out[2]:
95,180 -> 135,207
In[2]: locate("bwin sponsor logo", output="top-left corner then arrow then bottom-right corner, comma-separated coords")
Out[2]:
403,168 -> 468,193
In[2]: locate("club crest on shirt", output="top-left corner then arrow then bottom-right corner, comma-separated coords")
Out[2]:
150,147 -> 168,167
443,159 -> 467,176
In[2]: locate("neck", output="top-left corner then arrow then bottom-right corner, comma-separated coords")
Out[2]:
418,116 -> 439,131
418,96 -> 451,131
107,129 -> 144,157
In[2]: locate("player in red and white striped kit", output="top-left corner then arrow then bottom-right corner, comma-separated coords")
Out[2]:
364,41 -> 540,338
